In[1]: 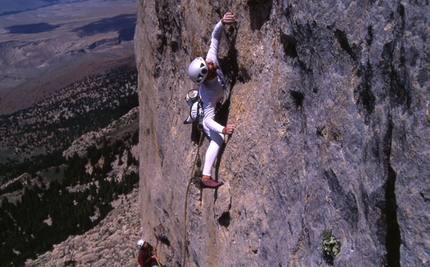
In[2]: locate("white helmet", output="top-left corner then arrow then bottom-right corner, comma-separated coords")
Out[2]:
137,239 -> 145,248
188,57 -> 208,84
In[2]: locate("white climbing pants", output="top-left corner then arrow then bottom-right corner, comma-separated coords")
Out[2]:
202,127 -> 224,176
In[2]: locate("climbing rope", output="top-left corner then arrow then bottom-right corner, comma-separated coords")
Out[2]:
154,256 -> 162,267
182,131 -> 204,267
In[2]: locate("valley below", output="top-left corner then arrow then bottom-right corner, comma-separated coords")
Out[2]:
0,1 -> 142,266
0,0 -> 137,115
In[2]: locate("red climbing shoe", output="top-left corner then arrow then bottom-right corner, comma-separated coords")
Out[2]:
200,177 -> 223,189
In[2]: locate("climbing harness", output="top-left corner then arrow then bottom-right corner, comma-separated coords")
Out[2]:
182,131 -> 204,267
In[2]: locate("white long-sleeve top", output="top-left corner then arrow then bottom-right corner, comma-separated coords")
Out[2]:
199,21 -> 226,134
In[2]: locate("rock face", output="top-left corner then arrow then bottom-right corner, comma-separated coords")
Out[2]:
135,1 -> 429,266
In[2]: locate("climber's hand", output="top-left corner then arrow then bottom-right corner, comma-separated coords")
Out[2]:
222,124 -> 236,135
221,12 -> 236,25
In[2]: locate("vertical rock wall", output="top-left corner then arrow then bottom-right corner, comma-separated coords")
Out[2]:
135,0 -> 429,266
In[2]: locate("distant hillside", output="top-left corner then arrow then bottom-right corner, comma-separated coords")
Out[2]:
0,0 -> 137,114
0,94 -> 139,266
0,0 -> 136,16
1,0 -> 86,15
0,108 -> 139,266
0,66 -> 138,183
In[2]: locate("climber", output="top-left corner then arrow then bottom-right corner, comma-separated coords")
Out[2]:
187,12 -> 237,189
137,239 -> 159,267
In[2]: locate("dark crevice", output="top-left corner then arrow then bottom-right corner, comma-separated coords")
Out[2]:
420,192 -> 430,202
237,67 -> 251,83
218,20 -> 239,89
171,40 -> 179,52
324,169 -> 342,193
385,166 -> 401,266
280,32 -> 298,58
355,60 -> 375,123
390,44 -> 411,109
290,90 -> 304,109
218,211 -> 231,228
380,40 -> 411,110
316,125 -> 325,138
384,117 -> 401,267
344,191 -> 359,228
213,100 -> 230,182
379,4 -> 412,111
324,169 -> 359,229
361,184 -> 370,221
366,26 -> 374,46
397,4 -> 405,30
248,0 -> 272,31
334,29 -> 357,61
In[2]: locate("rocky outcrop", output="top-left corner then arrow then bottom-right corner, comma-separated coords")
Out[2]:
25,189 -> 142,267
136,1 -> 429,266
1,103 -> 140,266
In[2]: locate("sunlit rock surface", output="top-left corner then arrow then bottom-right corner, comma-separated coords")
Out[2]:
136,1 -> 429,266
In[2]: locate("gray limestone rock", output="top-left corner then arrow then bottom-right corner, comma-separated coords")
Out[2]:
136,0 -> 429,266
